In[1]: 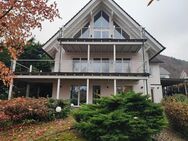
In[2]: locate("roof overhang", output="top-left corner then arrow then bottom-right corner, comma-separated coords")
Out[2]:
161,78 -> 187,87
58,38 -> 146,53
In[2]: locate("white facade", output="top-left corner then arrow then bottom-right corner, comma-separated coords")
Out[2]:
10,0 -> 165,104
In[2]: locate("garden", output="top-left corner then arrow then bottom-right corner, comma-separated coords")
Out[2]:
0,92 -> 187,141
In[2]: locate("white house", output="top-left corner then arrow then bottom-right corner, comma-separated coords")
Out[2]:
9,0 -> 165,104
180,70 -> 188,79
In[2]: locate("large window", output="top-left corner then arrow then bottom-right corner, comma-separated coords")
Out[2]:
94,11 -> 110,38
73,11 -> 130,39
70,85 -> 87,106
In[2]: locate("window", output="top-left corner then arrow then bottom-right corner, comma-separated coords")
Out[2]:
70,85 -> 87,106
74,23 -> 90,38
94,11 -> 109,29
113,22 -> 130,39
93,11 -> 110,38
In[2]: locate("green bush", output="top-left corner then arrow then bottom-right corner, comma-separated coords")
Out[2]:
73,92 -> 167,141
163,95 -> 188,138
47,98 -> 70,120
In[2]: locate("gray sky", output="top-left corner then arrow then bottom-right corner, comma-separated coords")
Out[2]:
32,0 -> 188,61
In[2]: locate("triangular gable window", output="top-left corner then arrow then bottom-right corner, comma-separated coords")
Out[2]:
114,22 -> 130,39
94,11 -> 110,29
74,23 -> 90,38
73,11 -> 130,39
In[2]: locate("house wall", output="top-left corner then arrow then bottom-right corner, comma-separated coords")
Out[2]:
148,63 -> 163,103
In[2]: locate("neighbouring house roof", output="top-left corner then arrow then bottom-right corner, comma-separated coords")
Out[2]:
159,55 -> 188,78
42,0 -> 165,59
160,67 -> 170,75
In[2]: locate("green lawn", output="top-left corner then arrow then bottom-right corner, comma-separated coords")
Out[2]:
0,117 -> 86,141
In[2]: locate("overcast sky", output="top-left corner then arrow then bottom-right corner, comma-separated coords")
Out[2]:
32,0 -> 188,61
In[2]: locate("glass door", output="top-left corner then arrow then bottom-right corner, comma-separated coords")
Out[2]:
70,85 -> 86,106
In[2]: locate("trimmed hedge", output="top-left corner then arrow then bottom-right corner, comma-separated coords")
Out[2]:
73,92 -> 167,141
0,97 -> 70,128
163,94 -> 188,138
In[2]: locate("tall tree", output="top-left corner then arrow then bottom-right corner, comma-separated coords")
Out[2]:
0,0 -> 59,85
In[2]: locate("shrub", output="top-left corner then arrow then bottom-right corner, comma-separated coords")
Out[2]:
47,98 -> 70,120
0,98 -> 70,128
163,95 -> 188,138
73,92 -> 167,141
4,98 -> 48,122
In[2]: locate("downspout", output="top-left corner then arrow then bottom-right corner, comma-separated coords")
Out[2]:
141,27 -> 149,96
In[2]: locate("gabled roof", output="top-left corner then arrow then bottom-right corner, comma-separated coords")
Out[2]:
43,0 -> 165,59
182,69 -> 188,74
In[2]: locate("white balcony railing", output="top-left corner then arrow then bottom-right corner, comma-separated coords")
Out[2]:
12,59 -> 149,74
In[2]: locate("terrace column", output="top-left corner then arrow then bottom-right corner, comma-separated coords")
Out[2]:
113,44 -> 116,72
114,79 -> 117,95
56,78 -> 61,99
86,79 -> 90,104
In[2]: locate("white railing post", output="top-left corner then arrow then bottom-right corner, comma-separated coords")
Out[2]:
8,79 -> 13,100
12,60 -> 16,72
29,65 -> 32,72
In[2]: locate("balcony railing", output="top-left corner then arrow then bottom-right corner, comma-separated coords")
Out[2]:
12,59 -> 149,74
62,27 -> 141,39
60,60 -> 148,73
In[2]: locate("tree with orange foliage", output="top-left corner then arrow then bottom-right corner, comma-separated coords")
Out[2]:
0,0 -> 59,85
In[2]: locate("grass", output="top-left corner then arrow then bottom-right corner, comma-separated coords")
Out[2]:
0,117 -> 86,141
